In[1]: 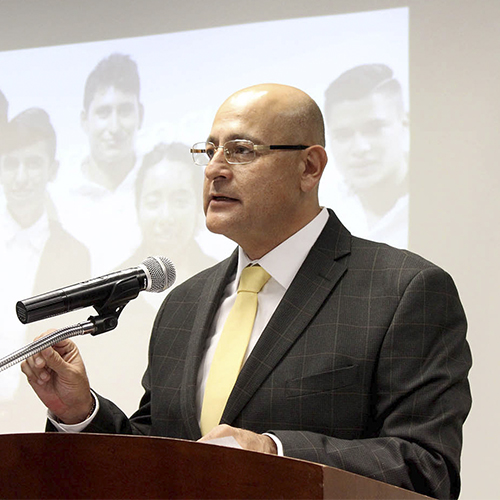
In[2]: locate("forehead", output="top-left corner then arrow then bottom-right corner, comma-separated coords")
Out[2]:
327,93 -> 401,128
3,139 -> 52,160
208,103 -> 278,145
89,86 -> 139,108
141,160 -> 196,192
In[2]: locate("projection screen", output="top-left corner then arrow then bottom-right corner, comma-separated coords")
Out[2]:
0,6 -> 408,419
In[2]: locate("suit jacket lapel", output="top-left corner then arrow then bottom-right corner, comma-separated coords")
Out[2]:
222,210 -> 351,425
180,251 -> 238,439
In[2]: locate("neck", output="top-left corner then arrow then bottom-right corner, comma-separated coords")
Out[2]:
241,205 -> 322,261
85,155 -> 136,191
9,204 -> 45,229
359,172 -> 408,228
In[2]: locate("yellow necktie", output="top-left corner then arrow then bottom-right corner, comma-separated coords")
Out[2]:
200,265 -> 271,435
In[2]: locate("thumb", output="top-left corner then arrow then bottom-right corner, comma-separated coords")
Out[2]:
41,345 -> 67,373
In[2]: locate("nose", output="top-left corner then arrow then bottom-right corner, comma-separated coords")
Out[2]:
158,203 -> 174,223
14,163 -> 28,185
351,132 -> 371,154
204,147 -> 231,182
107,109 -> 120,132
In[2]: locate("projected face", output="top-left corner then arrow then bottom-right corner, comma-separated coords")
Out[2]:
138,159 -> 199,256
81,86 -> 143,169
0,140 -> 57,222
326,93 -> 408,191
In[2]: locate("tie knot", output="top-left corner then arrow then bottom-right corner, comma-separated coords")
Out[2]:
238,265 -> 271,294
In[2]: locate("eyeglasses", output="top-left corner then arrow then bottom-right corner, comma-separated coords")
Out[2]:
190,139 -> 310,166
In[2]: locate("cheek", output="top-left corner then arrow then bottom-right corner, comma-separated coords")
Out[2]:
331,144 -> 351,165
89,118 -> 107,134
122,118 -> 140,134
248,171 -> 298,213
202,182 -> 210,214
138,209 -> 156,233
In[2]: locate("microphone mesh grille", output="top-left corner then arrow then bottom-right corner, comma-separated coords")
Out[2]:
142,256 -> 176,293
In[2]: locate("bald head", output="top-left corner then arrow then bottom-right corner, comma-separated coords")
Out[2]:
217,84 -> 325,147
204,83 -> 328,259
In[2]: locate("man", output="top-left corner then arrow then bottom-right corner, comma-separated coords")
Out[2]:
22,84 -> 471,499
0,108 -> 91,294
0,107 -> 90,401
54,53 -> 144,274
126,141 -> 216,286
80,52 -> 144,192
324,64 -> 409,247
0,89 -> 7,134
0,89 -> 7,170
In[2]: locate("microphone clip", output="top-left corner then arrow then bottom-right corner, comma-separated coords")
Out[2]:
88,276 -> 142,336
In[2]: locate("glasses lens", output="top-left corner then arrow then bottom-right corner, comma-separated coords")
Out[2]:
225,140 -> 255,164
191,142 -> 214,166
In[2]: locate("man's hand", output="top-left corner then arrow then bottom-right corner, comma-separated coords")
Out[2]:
198,424 -> 278,454
21,332 -> 93,425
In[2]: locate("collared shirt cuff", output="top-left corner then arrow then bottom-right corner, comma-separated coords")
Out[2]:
47,391 -> 99,433
264,432 -> 284,456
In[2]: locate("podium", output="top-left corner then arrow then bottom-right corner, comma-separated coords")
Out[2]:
0,433 -> 430,499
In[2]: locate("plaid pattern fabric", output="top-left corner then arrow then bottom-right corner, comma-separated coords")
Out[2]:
79,210 -> 471,500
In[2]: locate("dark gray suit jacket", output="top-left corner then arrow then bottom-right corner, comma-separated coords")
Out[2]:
75,210 -> 472,499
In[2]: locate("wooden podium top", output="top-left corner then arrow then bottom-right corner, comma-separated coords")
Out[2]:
0,432 -> 430,499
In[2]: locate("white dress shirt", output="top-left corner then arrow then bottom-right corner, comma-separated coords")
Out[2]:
0,208 -> 50,402
49,155 -> 142,275
196,208 -> 329,418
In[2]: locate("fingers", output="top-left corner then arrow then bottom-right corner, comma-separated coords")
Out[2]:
21,347 -> 55,387
20,331 -> 93,424
198,424 -> 277,454
20,330 -> 76,387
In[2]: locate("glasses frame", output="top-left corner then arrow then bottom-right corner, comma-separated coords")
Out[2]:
190,139 -> 310,166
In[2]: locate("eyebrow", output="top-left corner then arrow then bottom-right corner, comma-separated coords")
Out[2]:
206,133 -> 263,145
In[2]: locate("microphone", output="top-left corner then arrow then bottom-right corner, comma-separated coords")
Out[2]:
16,256 -> 176,324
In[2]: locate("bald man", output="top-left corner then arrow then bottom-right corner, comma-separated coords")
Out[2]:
22,84 -> 471,499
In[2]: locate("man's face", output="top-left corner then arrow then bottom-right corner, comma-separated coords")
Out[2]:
81,86 -> 143,169
203,91 -> 306,256
0,140 -> 56,216
138,159 -> 199,256
326,93 -> 408,191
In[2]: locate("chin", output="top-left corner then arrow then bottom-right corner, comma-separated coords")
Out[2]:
205,221 -> 226,236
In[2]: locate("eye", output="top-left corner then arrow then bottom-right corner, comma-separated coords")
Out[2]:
95,106 -> 112,119
206,145 -> 216,159
228,140 -> 254,158
172,193 -> 193,209
118,103 -> 135,118
331,128 -> 354,142
2,156 -> 20,173
25,156 -> 45,173
362,120 -> 387,136
234,145 -> 252,155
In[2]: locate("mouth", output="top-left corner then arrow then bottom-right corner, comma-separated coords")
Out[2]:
11,190 -> 34,201
206,194 -> 240,211
349,160 -> 377,171
211,195 -> 238,202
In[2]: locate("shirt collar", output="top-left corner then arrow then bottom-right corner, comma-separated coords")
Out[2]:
237,207 -> 329,290
1,208 -> 50,253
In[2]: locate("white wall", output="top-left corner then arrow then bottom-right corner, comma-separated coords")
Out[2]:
0,1 -> 498,498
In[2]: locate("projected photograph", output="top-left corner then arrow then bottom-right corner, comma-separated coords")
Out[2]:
0,7 -> 408,431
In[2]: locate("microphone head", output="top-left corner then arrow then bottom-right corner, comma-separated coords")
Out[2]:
141,256 -> 176,293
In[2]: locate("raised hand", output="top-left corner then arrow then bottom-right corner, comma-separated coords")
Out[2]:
21,332 -> 93,424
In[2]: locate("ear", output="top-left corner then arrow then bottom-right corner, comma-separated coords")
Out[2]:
300,145 -> 328,193
80,109 -> 88,134
402,111 -> 410,154
48,159 -> 60,182
138,102 -> 145,130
